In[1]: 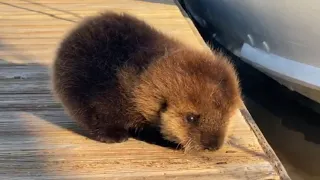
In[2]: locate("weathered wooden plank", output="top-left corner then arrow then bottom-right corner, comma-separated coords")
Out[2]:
0,65 -> 50,93
0,79 -> 49,94
0,110 -> 278,179
0,94 -> 60,110
0,1 -> 203,65
0,64 -> 48,79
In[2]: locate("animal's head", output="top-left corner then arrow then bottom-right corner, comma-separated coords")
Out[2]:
134,48 -> 242,152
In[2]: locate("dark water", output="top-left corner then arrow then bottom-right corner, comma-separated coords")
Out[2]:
245,97 -> 320,180
178,1 -> 320,179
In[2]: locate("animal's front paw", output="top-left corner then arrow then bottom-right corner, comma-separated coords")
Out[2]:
92,129 -> 129,143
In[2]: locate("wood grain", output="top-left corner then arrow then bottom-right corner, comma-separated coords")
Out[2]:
0,0 -> 289,179
0,109 -> 278,179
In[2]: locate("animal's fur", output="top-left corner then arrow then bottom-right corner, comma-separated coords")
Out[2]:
51,11 -> 242,152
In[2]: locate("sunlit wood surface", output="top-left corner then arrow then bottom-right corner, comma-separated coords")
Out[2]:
0,0 -> 289,179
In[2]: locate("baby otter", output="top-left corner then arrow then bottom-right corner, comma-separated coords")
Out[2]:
51,11 -> 242,152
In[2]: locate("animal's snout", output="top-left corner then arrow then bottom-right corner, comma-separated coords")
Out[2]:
200,134 -> 224,150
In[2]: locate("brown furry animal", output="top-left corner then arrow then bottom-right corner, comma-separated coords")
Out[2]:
51,11 -> 242,152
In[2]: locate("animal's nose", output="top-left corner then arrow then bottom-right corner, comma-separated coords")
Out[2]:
201,135 -> 223,150
203,140 -> 218,150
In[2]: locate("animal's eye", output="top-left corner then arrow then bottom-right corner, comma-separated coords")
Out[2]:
185,113 -> 200,124
160,100 -> 168,112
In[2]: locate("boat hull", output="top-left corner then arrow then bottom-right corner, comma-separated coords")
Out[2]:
182,0 -> 320,104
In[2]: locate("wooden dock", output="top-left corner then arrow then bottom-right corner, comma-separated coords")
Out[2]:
0,0 -> 290,179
